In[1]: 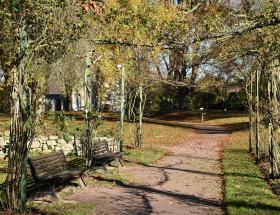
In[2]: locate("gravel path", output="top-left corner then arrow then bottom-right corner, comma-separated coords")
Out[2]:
67,127 -> 228,215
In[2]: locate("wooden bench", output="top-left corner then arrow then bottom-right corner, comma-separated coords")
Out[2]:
28,150 -> 87,200
91,140 -> 123,170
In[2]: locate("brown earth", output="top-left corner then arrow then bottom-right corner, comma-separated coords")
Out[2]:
66,127 -> 228,215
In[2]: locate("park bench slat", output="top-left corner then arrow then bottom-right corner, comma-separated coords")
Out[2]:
34,159 -> 68,169
28,150 -> 87,200
33,157 -> 68,169
32,153 -> 65,165
31,151 -> 64,161
90,140 -> 123,169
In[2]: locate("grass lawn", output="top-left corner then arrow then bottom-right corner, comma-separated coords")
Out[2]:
206,115 -> 248,126
103,120 -> 192,165
83,168 -> 134,188
154,110 -> 248,124
124,147 -> 166,165
224,130 -> 280,214
203,113 -> 280,214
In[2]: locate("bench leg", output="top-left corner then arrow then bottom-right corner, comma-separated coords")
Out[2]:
51,185 -> 61,202
79,176 -> 86,188
52,192 -> 61,202
33,185 -> 40,201
118,158 -> 124,167
103,163 -> 109,172
33,184 -> 61,202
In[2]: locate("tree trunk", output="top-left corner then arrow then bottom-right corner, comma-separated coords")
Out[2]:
268,62 -> 279,178
6,24 -> 35,212
255,69 -> 260,162
137,85 -> 143,147
268,121 -> 274,177
119,66 -> 125,152
82,52 -> 93,167
249,71 -> 253,152
128,90 -> 137,147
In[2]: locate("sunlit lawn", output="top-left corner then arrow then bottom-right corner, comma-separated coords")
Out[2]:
207,114 -> 280,215
224,130 -> 280,215
154,110 -> 248,124
100,120 -> 192,164
206,115 -> 248,126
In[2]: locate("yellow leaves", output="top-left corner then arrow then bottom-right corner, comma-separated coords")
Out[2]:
130,0 -> 145,12
92,0 -> 178,45
155,3 -> 176,25
150,45 -> 163,63
87,0 -> 181,86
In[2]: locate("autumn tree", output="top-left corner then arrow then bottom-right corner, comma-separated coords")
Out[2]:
80,0 -> 179,147
0,0 -> 82,211
197,0 -> 280,172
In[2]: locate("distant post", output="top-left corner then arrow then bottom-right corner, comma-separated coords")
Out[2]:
200,107 -> 205,123
201,113 -> 206,123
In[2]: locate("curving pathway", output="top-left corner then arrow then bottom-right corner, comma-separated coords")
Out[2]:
67,127 -> 228,215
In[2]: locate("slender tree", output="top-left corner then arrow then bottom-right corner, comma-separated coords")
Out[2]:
0,0 -> 81,211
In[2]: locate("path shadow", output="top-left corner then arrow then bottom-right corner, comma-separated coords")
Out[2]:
98,188 -> 153,215
181,122 -> 248,134
196,129 -> 228,134
157,154 -> 219,162
225,122 -> 249,132
139,162 -> 221,177
93,176 -> 222,208
124,157 -> 221,180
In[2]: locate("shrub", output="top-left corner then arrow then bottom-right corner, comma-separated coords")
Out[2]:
48,112 -> 71,132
